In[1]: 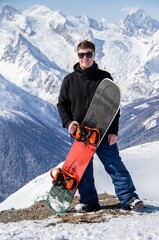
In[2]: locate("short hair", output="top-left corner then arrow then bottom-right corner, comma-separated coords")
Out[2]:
77,40 -> 95,52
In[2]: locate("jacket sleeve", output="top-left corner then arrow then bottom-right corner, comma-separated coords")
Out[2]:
107,109 -> 120,136
57,78 -> 73,129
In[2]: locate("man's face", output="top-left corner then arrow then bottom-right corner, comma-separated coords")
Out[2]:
77,48 -> 95,70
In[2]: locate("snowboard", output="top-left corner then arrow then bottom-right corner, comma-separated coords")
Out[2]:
46,78 -> 121,213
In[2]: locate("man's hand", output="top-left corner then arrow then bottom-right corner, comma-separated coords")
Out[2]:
108,134 -> 118,145
68,121 -> 79,134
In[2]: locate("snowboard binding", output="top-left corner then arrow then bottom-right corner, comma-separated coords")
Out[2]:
50,168 -> 78,190
71,125 -> 101,145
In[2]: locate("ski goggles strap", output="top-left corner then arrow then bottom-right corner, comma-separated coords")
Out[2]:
50,168 -> 78,190
71,125 -> 101,145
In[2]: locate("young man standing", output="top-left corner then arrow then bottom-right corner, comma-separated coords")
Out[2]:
57,40 -> 143,212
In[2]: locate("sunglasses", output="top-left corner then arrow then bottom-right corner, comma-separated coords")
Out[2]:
78,52 -> 94,59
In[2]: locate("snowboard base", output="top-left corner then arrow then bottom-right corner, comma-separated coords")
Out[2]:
46,184 -> 74,213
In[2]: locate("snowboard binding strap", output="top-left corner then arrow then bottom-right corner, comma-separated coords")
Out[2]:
71,125 -> 101,145
50,168 -> 78,190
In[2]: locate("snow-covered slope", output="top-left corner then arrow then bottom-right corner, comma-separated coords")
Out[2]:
118,95 -> 159,149
1,152 -> 159,240
0,75 -> 70,202
0,141 -> 158,210
1,142 -> 159,240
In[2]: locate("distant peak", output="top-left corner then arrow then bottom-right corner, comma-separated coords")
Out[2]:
24,5 -> 66,20
24,5 -> 51,15
52,10 -> 66,19
0,4 -> 18,12
119,7 -> 159,37
122,7 -> 150,21
0,4 -> 19,20
123,7 -> 146,15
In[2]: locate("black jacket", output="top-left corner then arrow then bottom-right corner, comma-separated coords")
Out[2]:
57,61 -> 120,135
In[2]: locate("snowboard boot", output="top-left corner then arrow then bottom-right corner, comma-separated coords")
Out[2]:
75,203 -> 101,213
122,197 -> 144,210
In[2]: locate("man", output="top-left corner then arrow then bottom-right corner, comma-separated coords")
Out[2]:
57,40 -> 143,212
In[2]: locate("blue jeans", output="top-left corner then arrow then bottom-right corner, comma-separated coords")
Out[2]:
77,136 -> 138,207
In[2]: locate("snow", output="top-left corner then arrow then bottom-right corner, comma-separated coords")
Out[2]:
0,141 -> 159,239
0,74 -> 59,128
1,211 -> 159,240
143,111 -> 159,129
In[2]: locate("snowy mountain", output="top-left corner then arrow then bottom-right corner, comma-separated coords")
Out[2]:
118,8 -> 159,37
0,4 -> 159,104
118,95 -> 159,149
0,75 -> 70,202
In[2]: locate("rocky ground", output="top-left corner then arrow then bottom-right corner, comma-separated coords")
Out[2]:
0,193 -> 131,224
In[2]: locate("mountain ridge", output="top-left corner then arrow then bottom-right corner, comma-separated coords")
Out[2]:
0,4 -> 159,104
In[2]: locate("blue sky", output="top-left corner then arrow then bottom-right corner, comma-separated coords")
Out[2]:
0,0 -> 159,23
